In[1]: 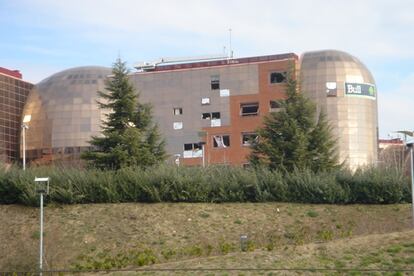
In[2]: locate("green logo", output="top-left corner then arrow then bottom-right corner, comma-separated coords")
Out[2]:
368,86 -> 375,96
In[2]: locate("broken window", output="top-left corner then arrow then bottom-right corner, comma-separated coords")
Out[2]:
242,133 -> 258,146
240,103 -> 259,116
213,135 -> 230,148
202,113 -> 211,120
270,72 -> 287,84
202,112 -> 220,120
173,107 -> 183,115
326,82 -> 337,97
211,75 -> 220,90
183,143 -> 202,158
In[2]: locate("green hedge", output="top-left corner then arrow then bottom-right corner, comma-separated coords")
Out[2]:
0,165 -> 410,206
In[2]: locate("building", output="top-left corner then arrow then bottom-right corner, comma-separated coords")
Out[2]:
21,66 -> 111,164
0,67 -> 33,162
21,50 -> 378,168
131,53 -> 297,166
301,50 -> 378,170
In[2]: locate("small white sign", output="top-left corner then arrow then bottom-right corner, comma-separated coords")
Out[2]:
220,89 -> 230,97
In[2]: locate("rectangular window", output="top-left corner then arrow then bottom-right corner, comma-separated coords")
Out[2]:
202,113 -> 211,120
201,97 -> 210,105
213,135 -> 230,148
173,107 -> 183,115
184,143 -> 193,151
270,72 -> 287,84
242,133 -> 258,146
211,75 -> 220,90
183,143 -> 202,158
326,82 -> 337,97
173,122 -> 183,130
270,100 -> 283,111
202,112 -> 220,120
240,103 -> 259,116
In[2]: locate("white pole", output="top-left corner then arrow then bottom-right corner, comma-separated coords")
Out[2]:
22,125 -> 26,171
40,192 -> 43,276
411,147 -> 414,227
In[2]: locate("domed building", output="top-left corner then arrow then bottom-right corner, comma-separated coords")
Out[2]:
300,50 -> 378,169
22,66 -> 111,164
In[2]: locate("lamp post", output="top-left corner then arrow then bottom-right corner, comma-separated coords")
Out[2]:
407,142 -> 414,227
22,115 -> 31,170
35,177 -> 49,276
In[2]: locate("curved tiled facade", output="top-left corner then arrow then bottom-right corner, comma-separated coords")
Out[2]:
300,50 -> 378,169
22,66 -> 111,164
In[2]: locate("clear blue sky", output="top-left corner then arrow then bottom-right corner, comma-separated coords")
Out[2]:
1,0 -> 413,138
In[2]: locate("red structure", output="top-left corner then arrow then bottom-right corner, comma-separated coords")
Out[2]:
0,67 -> 22,79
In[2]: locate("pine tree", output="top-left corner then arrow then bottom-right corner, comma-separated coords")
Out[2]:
82,58 -> 166,169
249,69 -> 338,172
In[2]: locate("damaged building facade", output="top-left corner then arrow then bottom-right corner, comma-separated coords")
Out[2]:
18,50 -> 378,169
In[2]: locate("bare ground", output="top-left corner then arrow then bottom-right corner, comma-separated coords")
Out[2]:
0,203 -> 412,274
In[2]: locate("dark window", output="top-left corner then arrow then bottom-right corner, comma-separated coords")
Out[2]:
240,103 -> 259,116
173,107 -> 183,115
184,143 -> 193,151
242,133 -> 258,146
202,112 -> 220,119
213,135 -> 230,148
211,75 -> 220,90
202,113 -> 211,119
270,72 -> 287,83
270,100 -> 283,111
184,143 -> 201,151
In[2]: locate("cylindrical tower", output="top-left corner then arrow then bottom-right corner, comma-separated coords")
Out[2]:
300,50 -> 378,169
21,66 -> 111,164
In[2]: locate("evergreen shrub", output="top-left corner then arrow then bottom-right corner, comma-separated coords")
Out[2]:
0,165 -> 410,206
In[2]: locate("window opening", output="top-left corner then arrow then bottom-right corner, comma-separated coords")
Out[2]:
213,135 -> 230,148
201,97 -> 210,105
202,112 -> 220,120
270,100 -> 283,111
211,75 -> 220,90
173,107 -> 183,115
240,103 -> 259,116
270,72 -> 287,83
242,133 -> 258,146
202,113 -> 211,120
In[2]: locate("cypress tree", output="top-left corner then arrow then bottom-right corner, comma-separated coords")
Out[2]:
82,58 -> 166,169
249,69 -> 338,172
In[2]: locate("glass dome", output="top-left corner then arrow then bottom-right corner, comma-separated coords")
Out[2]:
21,66 -> 111,164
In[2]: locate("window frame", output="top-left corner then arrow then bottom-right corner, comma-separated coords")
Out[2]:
269,71 -> 287,84
240,102 -> 259,116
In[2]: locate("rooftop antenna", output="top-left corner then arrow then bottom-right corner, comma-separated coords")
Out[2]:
228,28 -> 233,58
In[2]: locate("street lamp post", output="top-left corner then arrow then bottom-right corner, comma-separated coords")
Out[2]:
407,142 -> 414,227
22,115 -> 31,170
35,177 -> 49,276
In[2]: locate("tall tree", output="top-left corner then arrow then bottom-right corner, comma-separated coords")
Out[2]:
82,58 -> 166,169
249,69 -> 338,172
